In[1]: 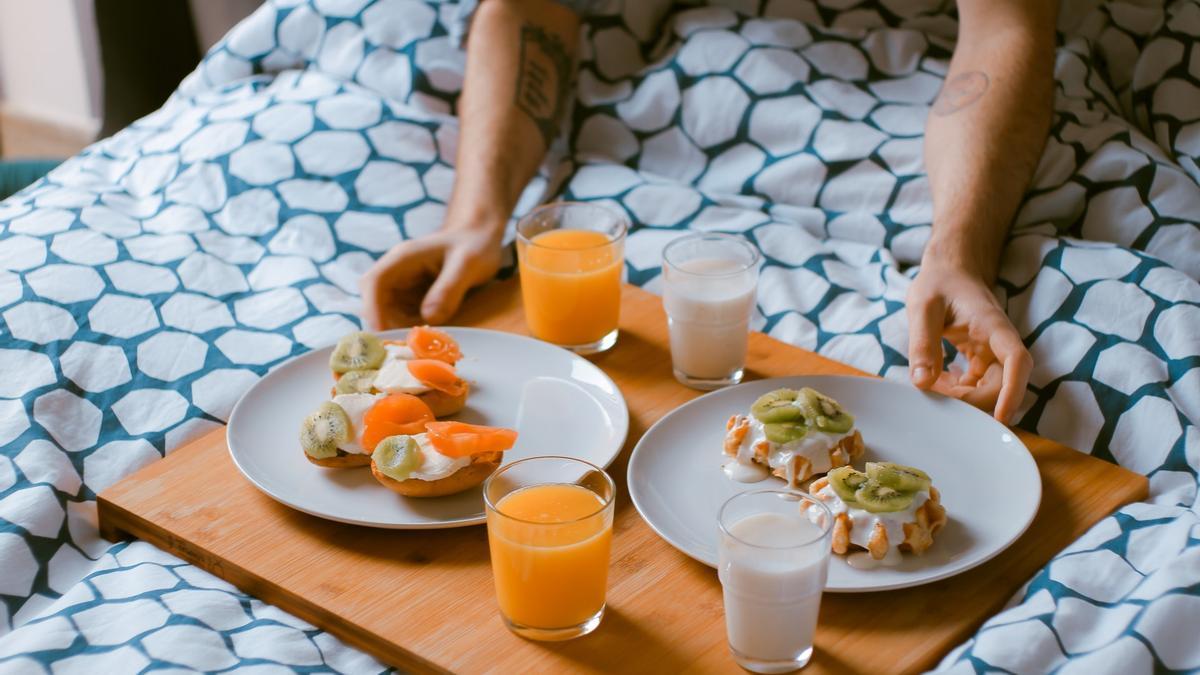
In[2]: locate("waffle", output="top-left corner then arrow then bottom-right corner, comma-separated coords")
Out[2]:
807,476 -> 948,559
724,414 -> 865,487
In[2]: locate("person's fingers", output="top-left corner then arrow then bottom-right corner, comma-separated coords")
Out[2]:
954,363 -> 1002,412
359,239 -> 440,330
421,250 -> 473,324
931,361 -> 1001,411
906,292 -> 947,390
359,269 -> 384,331
988,318 -> 1033,425
961,350 -> 991,387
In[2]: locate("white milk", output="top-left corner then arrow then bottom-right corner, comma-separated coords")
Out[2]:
663,258 -> 757,380
718,512 -> 829,666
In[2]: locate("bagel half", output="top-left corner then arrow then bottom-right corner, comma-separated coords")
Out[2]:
328,381 -> 469,417
417,383 -> 469,417
370,451 -> 502,497
305,449 -> 372,468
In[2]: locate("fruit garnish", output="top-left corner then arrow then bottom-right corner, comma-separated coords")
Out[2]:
866,462 -> 931,492
372,435 -> 424,481
750,389 -> 805,424
854,481 -> 914,513
361,394 -> 435,452
827,466 -> 868,503
334,369 -> 378,395
798,388 -> 854,433
425,421 -> 517,458
763,422 -> 806,444
406,359 -> 467,396
300,402 -> 352,458
407,326 -> 461,364
330,332 -> 386,374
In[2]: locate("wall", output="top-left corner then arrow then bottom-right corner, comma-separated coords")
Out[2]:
0,0 -> 101,158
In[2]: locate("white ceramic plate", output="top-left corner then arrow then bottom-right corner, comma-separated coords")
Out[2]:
628,375 -> 1040,592
228,328 -> 629,529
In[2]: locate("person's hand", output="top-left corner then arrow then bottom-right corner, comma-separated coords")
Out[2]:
359,224 -> 504,329
905,259 -> 1032,424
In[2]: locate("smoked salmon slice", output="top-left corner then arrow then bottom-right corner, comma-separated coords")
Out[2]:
425,421 -> 518,458
407,359 -> 466,396
406,326 -> 462,364
361,394 -> 435,452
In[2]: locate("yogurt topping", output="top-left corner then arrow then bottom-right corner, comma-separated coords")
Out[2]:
732,416 -> 853,484
385,343 -> 416,360
813,482 -> 930,554
373,344 -> 430,394
404,433 -> 470,482
331,392 -> 385,454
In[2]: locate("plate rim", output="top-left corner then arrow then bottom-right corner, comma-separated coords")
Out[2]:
227,326 -> 630,529
626,374 -> 1042,592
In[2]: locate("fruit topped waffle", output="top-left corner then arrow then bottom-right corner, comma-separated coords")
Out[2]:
723,387 -> 865,487
807,462 -> 948,566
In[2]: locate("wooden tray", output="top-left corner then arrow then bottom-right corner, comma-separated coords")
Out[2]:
99,279 -> 1147,674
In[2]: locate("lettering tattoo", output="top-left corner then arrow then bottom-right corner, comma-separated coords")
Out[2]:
515,23 -> 571,149
932,71 -> 990,116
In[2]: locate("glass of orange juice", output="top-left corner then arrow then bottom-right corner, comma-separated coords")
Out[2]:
516,202 -> 627,354
483,456 -> 616,641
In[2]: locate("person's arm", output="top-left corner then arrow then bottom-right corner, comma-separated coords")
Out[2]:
361,0 -> 579,328
906,0 -> 1056,424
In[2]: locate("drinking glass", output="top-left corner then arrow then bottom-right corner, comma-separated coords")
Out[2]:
718,489 -> 833,673
484,456 -> 616,641
662,233 -> 760,389
516,202 -> 627,354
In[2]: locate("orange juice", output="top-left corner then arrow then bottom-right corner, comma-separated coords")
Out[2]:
487,483 -> 614,629
517,229 -> 622,347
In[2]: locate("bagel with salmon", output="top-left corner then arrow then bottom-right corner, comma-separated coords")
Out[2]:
370,421 -> 518,497
328,328 -> 469,417
299,393 -> 434,468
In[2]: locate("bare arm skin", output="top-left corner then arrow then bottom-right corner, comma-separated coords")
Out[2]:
361,0 -> 579,328
907,0 -> 1057,424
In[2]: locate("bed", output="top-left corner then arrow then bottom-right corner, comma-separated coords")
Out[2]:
0,0 -> 1196,671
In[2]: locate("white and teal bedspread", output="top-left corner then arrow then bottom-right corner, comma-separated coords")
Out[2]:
0,0 -> 1197,672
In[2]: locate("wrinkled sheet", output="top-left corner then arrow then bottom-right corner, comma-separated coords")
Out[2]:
0,0 -> 1197,672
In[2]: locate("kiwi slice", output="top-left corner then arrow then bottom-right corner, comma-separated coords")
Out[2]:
866,462 -> 931,492
854,481 -> 914,513
334,369 -> 378,395
300,402 -> 352,459
372,435 -> 424,481
764,422 -> 806,445
330,332 -> 386,374
751,389 -> 805,424
827,465 -> 869,503
799,388 -> 854,433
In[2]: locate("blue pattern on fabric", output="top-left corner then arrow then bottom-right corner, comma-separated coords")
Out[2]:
0,0 -> 1197,672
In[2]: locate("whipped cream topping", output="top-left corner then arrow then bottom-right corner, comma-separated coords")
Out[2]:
812,482 -> 930,554
373,343 -> 430,394
331,392 -> 385,454
730,415 -> 853,485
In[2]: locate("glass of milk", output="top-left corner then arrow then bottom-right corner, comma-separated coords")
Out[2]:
718,490 -> 833,673
662,233 -> 760,389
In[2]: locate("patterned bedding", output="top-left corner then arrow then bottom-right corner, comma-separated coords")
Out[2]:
0,0 -> 1197,672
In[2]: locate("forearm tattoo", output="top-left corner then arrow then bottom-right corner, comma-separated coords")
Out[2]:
515,23 -> 571,148
933,71 -> 990,116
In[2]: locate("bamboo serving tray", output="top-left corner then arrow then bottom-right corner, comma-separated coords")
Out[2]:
98,279 -> 1147,674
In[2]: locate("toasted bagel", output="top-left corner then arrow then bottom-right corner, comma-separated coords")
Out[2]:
417,383 -> 469,417
370,451 -> 502,497
305,450 -> 371,468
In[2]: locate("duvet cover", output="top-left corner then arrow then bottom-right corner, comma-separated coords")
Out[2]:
0,0 -> 1197,672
